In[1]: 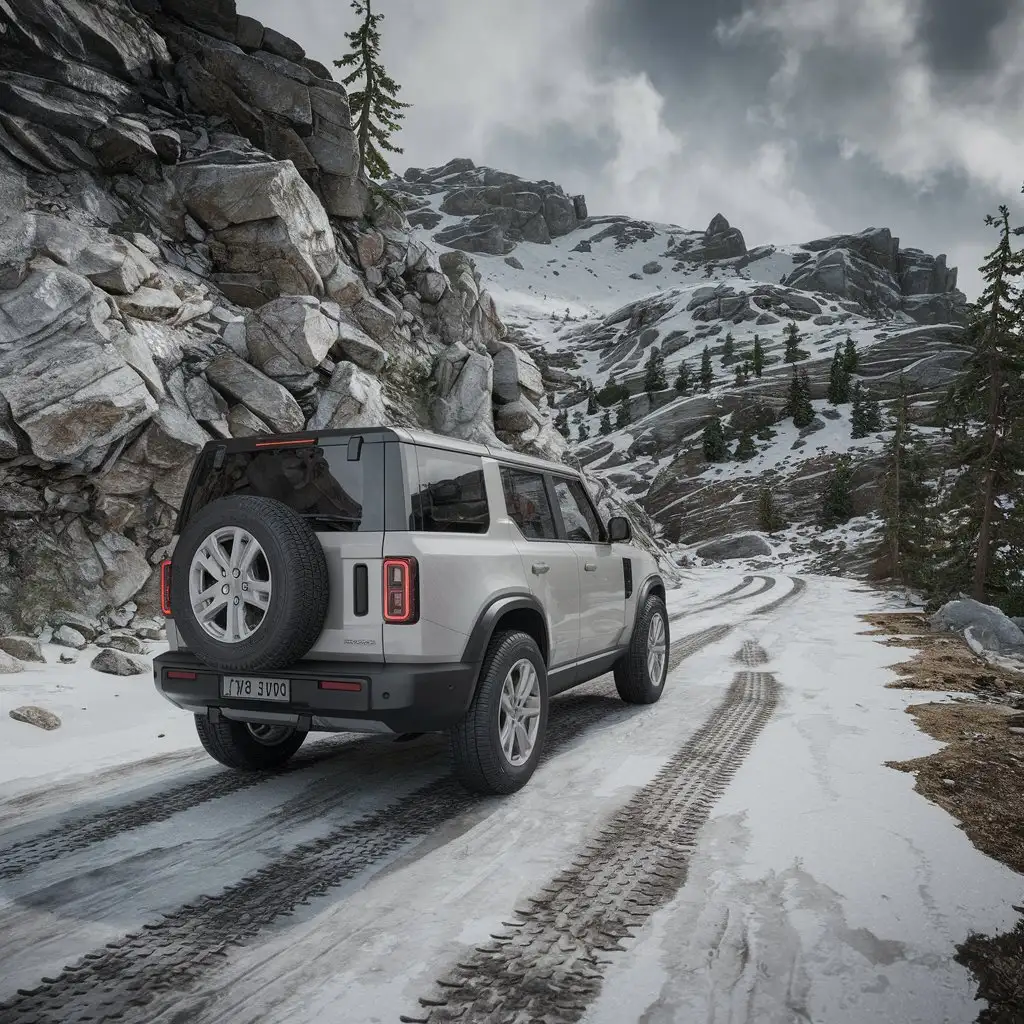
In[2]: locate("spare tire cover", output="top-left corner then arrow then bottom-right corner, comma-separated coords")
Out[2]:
170,494 -> 330,671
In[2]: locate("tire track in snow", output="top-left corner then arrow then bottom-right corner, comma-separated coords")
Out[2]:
0,624 -> 736,1024
0,578 -> 778,882
403,663 -> 781,1024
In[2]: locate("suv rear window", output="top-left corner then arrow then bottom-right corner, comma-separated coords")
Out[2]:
408,447 -> 489,533
180,443 -> 380,532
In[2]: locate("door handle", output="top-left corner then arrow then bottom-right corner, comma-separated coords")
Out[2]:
584,562 -> 597,572
532,562 -> 550,575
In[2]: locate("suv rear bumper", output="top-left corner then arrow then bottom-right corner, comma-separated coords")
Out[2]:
153,652 -> 479,734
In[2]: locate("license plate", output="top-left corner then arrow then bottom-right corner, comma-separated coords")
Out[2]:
221,676 -> 291,702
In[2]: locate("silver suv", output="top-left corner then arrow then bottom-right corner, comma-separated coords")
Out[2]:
154,427 -> 668,795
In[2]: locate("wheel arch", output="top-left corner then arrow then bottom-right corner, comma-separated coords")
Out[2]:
461,591 -> 550,670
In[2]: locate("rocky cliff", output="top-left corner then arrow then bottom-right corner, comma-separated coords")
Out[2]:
0,1 -> 572,635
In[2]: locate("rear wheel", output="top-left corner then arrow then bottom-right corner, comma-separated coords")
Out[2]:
195,715 -> 307,770
614,594 -> 669,704
450,630 -> 548,796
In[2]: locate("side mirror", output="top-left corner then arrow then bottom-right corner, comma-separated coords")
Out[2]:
608,516 -> 632,543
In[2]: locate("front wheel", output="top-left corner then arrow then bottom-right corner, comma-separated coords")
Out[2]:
614,594 -> 669,704
450,630 -> 548,795
195,715 -> 307,770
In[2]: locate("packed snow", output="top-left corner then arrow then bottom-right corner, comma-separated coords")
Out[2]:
0,572 -> 1017,1023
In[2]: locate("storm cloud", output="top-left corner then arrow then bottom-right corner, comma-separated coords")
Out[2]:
238,0 -> 1024,297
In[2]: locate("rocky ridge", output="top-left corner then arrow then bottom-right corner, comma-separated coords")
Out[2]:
383,161 -> 971,575
0,1 -> 590,637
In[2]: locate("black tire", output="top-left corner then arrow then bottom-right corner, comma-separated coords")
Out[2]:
170,495 -> 329,671
614,593 -> 670,704
195,715 -> 307,770
450,630 -> 548,796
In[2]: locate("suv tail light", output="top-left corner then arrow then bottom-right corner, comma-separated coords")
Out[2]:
160,560 -> 173,617
382,557 -> 418,624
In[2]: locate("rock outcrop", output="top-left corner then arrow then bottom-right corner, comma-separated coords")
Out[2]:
0,0 -> 567,636
785,227 -> 967,325
386,159 -> 586,256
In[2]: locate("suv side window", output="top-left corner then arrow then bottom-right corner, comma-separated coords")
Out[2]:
553,477 -> 604,543
500,467 -> 557,540
409,447 -> 490,533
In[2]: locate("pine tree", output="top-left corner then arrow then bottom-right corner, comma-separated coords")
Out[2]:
757,486 -> 786,533
850,382 -> 881,438
554,408 -> 569,438
598,409 -> 612,435
751,334 -> 765,377
784,366 -> 814,427
734,363 -> 746,387
783,322 -> 806,363
643,346 -> 668,394
616,395 -> 631,428
702,417 -> 728,461
722,332 -> 735,363
735,429 -> 757,460
578,422 -> 589,442
674,360 -> 692,395
880,377 -> 931,583
700,345 -> 713,392
821,456 -> 855,527
334,0 -> 411,181
842,333 -> 859,374
940,204 -> 1024,604
586,386 -> 598,415
826,344 -> 851,405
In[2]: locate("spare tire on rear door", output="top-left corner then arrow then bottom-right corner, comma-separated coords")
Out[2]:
170,495 -> 330,671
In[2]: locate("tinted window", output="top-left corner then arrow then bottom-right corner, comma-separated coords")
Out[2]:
501,467 -> 557,540
182,444 -> 373,531
410,447 -> 489,533
553,477 -> 603,543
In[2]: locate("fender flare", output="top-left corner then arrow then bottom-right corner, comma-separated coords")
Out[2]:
460,590 -> 549,668
636,573 -> 666,608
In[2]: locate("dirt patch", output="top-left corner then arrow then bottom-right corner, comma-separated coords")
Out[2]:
866,612 -> 1024,1024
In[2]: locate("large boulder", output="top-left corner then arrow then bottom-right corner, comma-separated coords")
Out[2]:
308,360 -> 387,429
204,352 -> 305,432
244,296 -> 338,372
695,534 -> 773,560
169,158 -> 337,303
929,598 -> 1024,656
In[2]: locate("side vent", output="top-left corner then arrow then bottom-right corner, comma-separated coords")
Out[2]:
622,557 -> 633,598
353,564 -> 369,616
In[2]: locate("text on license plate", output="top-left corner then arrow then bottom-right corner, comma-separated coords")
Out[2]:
221,676 -> 291,702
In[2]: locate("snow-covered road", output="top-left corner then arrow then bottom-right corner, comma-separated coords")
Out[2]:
0,573 -> 1019,1024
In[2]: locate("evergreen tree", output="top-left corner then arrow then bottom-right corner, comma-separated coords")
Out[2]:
586,385 -> 598,415
880,377 -> 931,583
722,332 -> 735,363
757,485 -> 786,533
643,346 -> 668,394
700,345 -> 713,392
751,334 -> 765,377
940,204 -> 1024,604
783,322 -> 807,363
334,0 -> 411,181
598,409 -> 613,436
826,344 -> 851,404
734,429 -> 757,460
554,408 -> 569,438
674,359 -> 692,395
821,456 -> 855,527
850,382 -> 882,438
734,363 -> 746,387
578,422 -> 589,442
702,416 -> 728,462
784,366 -> 814,427
616,395 -> 631,428
842,333 -> 859,374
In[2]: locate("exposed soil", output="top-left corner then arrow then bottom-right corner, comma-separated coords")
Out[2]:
864,611 -> 1024,1024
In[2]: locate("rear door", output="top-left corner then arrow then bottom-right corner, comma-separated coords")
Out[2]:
500,465 -> 581,670
550,475 -> 626,659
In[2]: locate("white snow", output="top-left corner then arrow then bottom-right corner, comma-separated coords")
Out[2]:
1,573 -> 1016,1024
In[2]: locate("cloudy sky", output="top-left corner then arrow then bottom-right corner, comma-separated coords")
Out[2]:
239,0 -> 1024,299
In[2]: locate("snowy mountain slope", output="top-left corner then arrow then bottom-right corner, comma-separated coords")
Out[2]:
387,160 -> 970,574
